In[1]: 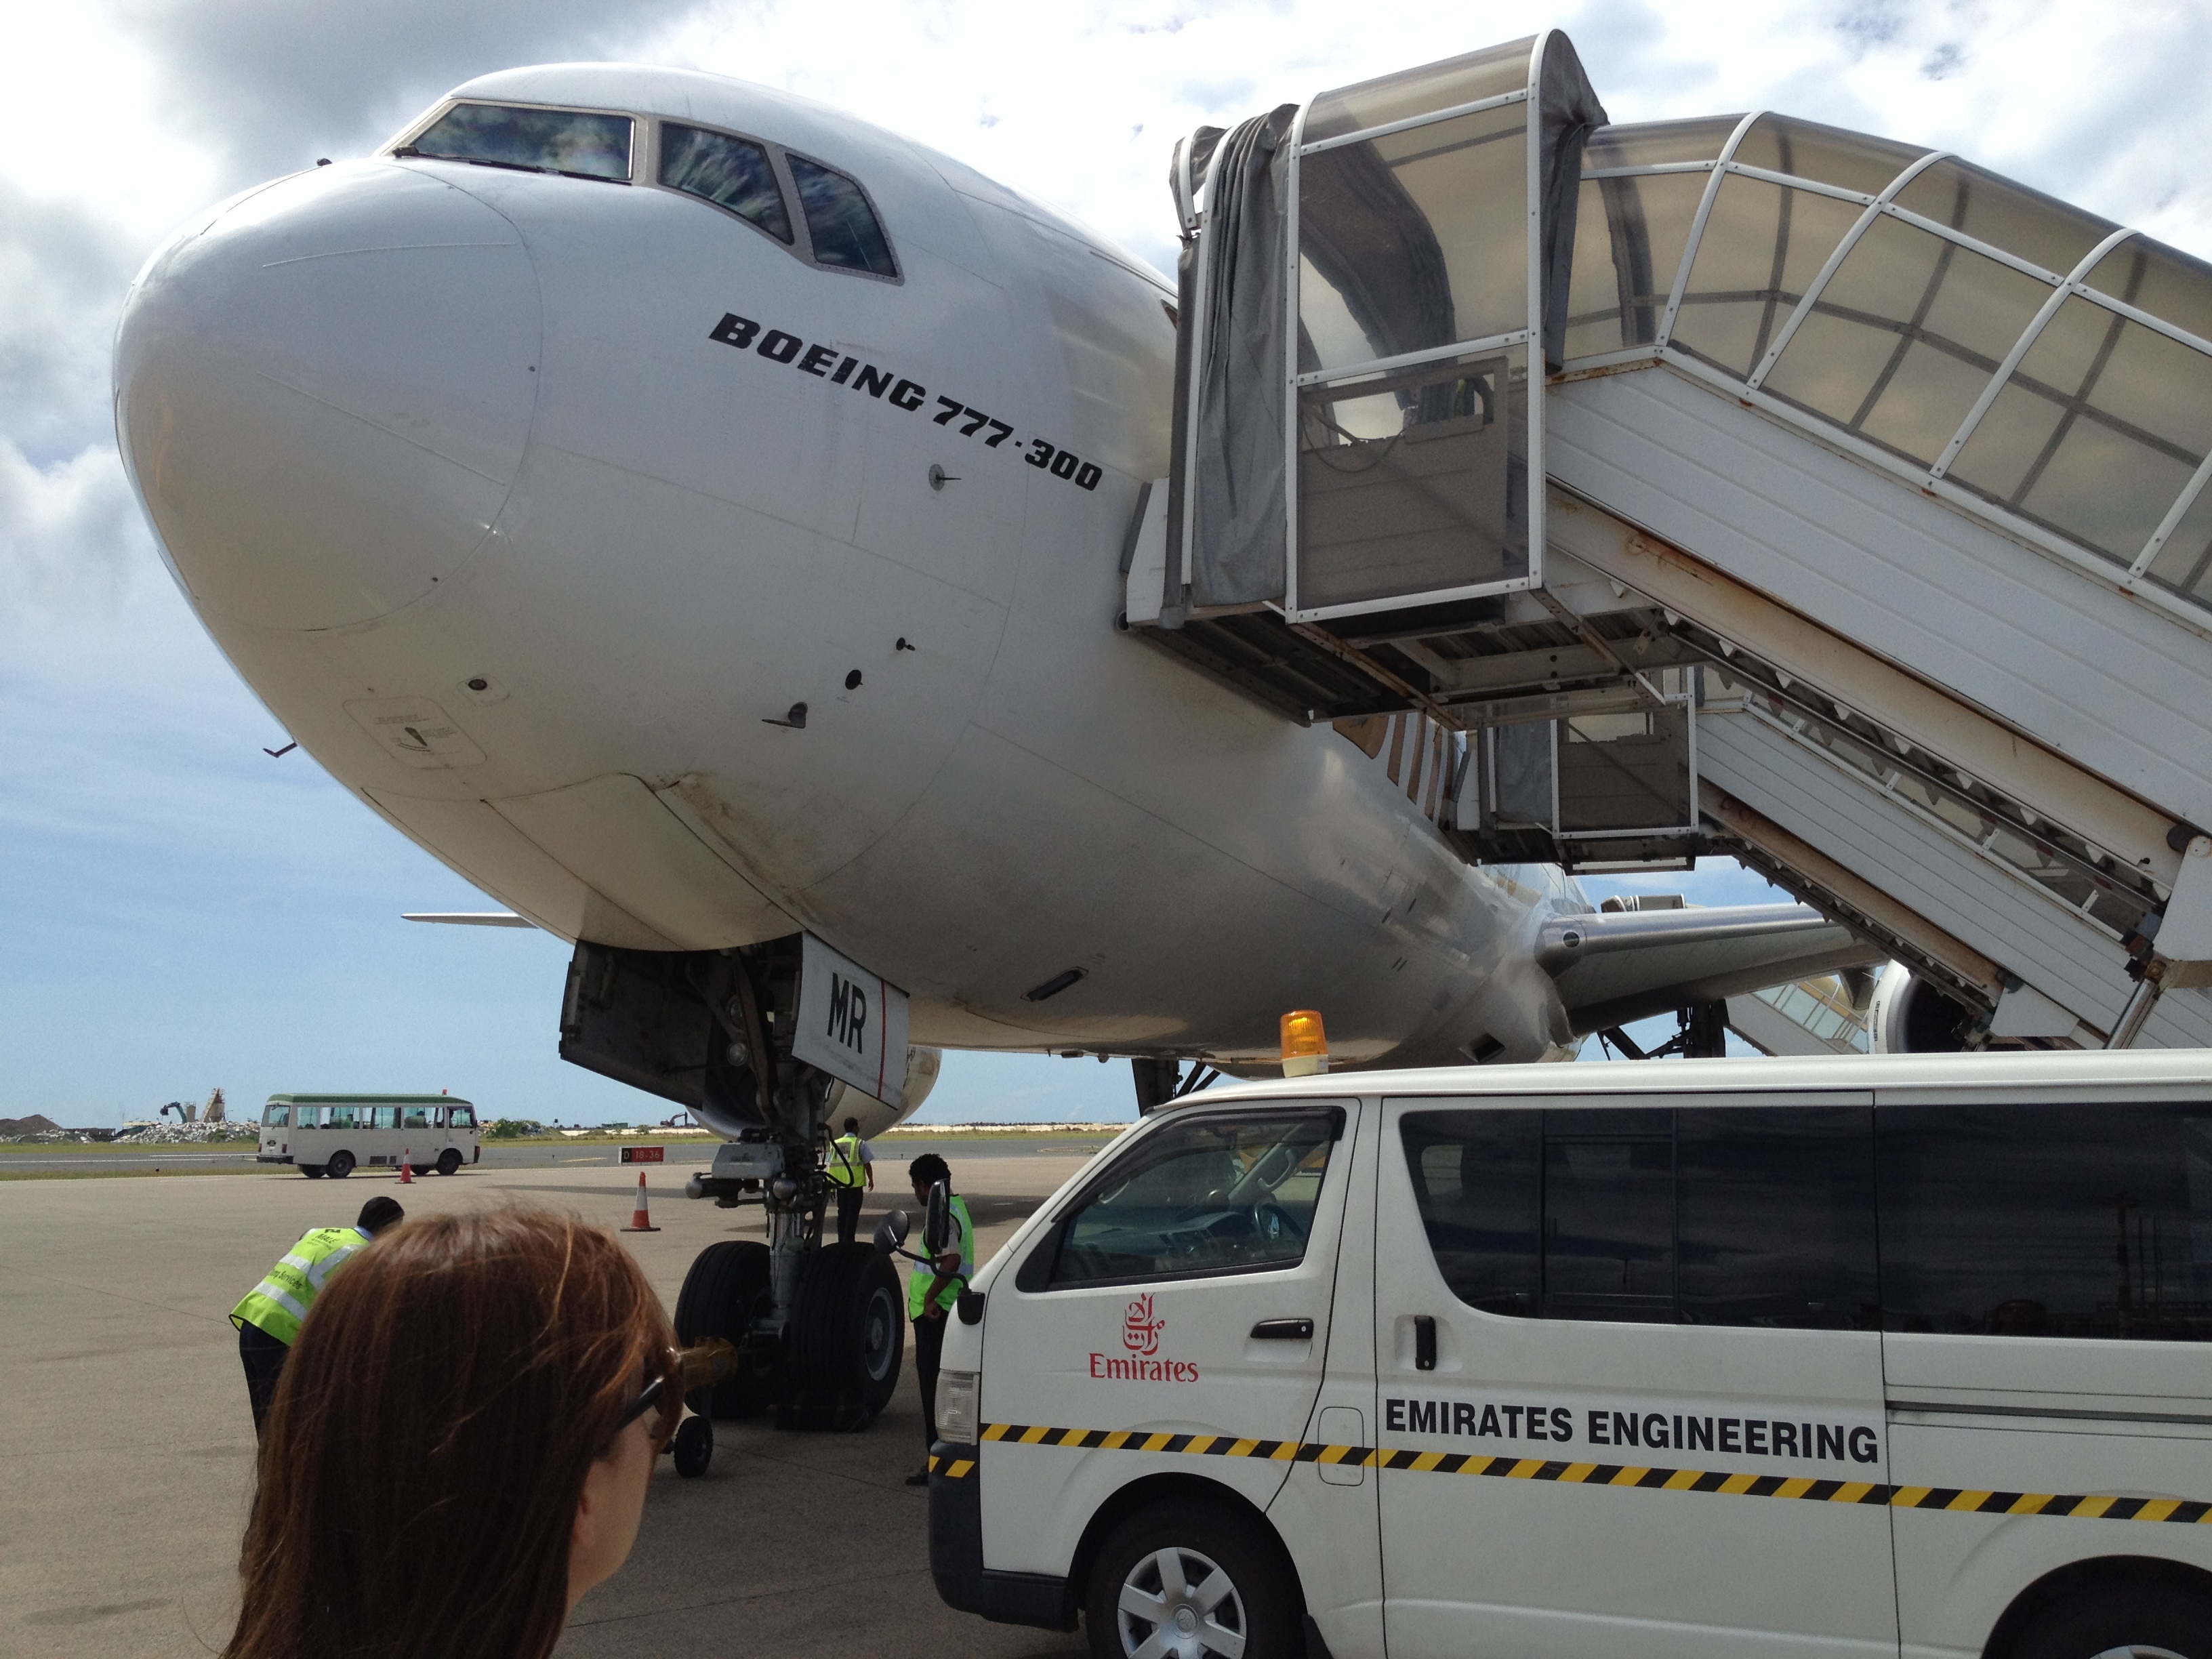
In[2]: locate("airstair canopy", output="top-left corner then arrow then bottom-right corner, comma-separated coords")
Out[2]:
1162,33 -> 1606,623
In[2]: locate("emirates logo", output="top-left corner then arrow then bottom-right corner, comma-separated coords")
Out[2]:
1122,1292 -> 1166,1355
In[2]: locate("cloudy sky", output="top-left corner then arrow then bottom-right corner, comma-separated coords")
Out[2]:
4,1 -> 2207,1126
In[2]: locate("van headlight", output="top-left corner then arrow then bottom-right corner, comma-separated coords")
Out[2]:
937,1369 -> 980,1446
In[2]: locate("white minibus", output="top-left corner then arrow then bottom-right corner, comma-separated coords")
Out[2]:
258,1094 -> 481,1179
926,1051 -> 2212,1659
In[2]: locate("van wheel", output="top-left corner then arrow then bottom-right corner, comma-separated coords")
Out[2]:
1086,1500 -> 1299,1659
2007,1577 -> 2212,1659
783,1243 -> 903,1430
327,1151 -> 355,1179
674,1242 -> 774,1418
302,1165 -> 325,1179
436,1149 -> 462,1176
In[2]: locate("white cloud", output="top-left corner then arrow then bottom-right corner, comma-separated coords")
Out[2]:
0,441 -> 152,615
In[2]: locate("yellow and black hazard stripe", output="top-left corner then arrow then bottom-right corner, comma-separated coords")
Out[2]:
922,1422 -> 2212,1527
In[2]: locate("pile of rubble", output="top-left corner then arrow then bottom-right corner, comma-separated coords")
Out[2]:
112,1120 -> 259,1145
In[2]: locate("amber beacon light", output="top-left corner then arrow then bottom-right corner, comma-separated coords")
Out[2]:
1279,1010 -> 1329,1078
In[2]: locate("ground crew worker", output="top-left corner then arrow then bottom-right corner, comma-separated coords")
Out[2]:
826,1115 -> 875,1245
903,1152 -> 973,1486
230,1195 -> 404,1433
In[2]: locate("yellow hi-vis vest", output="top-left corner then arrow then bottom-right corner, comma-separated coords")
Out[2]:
907,1194 -> 975,1317
229,1225 -> 370,1345
825,1132 -> 867,1189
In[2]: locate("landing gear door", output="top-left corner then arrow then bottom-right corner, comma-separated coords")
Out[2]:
978,1103 -> 1359,1583
792,934 -> 912,1109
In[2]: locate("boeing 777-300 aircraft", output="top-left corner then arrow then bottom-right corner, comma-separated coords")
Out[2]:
112,55 -> 1874,1425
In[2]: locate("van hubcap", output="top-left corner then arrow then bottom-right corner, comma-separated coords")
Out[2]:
1115,1544 -> 1245,1659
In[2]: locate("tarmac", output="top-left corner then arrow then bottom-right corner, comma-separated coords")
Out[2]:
0,1145 -> 1109,1658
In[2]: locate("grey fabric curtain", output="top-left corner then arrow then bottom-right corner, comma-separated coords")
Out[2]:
1166,104 -> 1300,615
1536,34 -> 1609,373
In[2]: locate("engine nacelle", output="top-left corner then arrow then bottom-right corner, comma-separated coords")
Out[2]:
821,1048 -> 940,1139
1866,961 -> 1978,1053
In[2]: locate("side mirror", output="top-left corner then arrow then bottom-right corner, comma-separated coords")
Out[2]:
924,1179 -> 951,1255
873,1210 -> 911,1256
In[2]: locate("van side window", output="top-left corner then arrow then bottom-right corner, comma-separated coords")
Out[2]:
659,123 -> 792,243
401,1106 -> 433,1130
1544,1109 -> 1675,1321
447,1106 -> 475,1129
1402,1110 -> 1540,1313
372,1107 -> 399,1130
787,155 -> 899,278
1879,1102 -> 2212,1340
326,1105 -> 358,1129
1402,1107 -> 1880,1328
1048,1113 -> 1337,1286
1678,1107 -> 1878,1328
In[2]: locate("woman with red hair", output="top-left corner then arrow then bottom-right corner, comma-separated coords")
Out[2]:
225,1208 -> 681,1659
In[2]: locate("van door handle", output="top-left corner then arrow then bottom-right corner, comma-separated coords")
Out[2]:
1250,1318 -> 1314,1340
1414,1314 -> 1437,1370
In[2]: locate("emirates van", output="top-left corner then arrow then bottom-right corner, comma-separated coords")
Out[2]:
259,1094 -> 481,1178
925,1052 -> 2212,1659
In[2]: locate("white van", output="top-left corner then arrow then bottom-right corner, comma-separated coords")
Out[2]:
258,1094 -> 481,1179
926,1052 -> 2212,1659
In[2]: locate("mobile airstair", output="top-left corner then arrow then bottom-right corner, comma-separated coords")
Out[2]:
1127,32 -> 2212,1049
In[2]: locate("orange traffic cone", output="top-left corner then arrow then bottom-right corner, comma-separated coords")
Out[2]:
623,1170 -> 659,1233
399,1148 -> 414,1184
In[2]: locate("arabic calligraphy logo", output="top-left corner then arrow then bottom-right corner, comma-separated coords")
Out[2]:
1122,1292 -> 1166,1356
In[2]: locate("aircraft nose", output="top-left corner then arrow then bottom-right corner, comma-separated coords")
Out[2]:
115,163 -> 541,631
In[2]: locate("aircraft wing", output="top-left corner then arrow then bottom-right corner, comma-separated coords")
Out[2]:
1538,905 -> 1882,1036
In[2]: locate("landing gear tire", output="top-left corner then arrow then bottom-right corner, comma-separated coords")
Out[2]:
783,1242 -> 903,1431
674,1241 -> 774,1418
2007,1576 -> 2212,1659
1086,1500 -> 1299,1659
327,1151 -> 355,1179
670,1413 -> 714,1478
436,1149 -> 462,1176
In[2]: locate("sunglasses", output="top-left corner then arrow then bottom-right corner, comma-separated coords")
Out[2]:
614,1364 -> 681,1448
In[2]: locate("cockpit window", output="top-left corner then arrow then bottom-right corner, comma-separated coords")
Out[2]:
787,155 -> 899,279
403,103 -> 633,182
659,123 -> 792,243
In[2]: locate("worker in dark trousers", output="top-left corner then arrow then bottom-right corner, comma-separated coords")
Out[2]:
825,1115 -> 874,1245
903,1152 -> 974,1486
231,1195 -> 405,1433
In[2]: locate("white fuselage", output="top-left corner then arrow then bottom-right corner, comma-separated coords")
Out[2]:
114,64 -> 1582,1069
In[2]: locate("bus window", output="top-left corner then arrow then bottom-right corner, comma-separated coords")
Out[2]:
1878,1101 -> 2212,1340
447,1106 -> 476,1129
263,1105 -> 290,1127
401,1106 -> 432,1130
325,1105 -> 358,1129
293,1106 -> 323,1128
1677,1107 -> 1878,1329
372,1107 -> 399,1129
